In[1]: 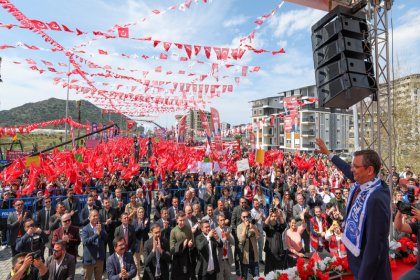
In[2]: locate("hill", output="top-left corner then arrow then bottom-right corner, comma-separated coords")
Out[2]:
0,98 -> 130,128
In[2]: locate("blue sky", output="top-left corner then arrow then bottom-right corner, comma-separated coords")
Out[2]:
1,0 -> 419,128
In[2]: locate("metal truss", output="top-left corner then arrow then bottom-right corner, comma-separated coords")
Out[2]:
359,0 -> 393,176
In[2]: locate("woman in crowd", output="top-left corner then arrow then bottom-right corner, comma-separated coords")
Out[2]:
280,191 -> 294,221
285,208 -> 308,267
325,221 -> 346,258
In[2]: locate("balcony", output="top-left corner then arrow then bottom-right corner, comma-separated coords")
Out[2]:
301,117 -> 315,123
302,142 -> 315,148
301,129 -> 315,136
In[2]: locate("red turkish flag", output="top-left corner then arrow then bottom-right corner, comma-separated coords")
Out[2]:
255,19 -> 264,25
118,27 -> 129,38
204,46 -> 212,59
30,20 -> 48,29
175,43 -> 183,49
272,47 -> 285,55
127,120 -> 135,130
194,45 -> 201,55
153,40 -> 161,47
159,53 -> 168,59
47,21 -> 62,31
184,44 -> 192,58
231,48 -> 238,60
152,9 -> 161,14
221,48 -> 229,60
62,24 -> 72,32
241,66 -> 248,76
41,60 -> 53,66
98,49 -> 108,55
163,42 -> 172,51
238,48 -> 246,59
213,47 -> 221,60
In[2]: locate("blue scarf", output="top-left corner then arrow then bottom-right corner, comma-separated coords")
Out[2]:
342,177 -> 382,257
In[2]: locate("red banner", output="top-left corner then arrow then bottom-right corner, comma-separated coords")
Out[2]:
249,132 -> 256,150
178,115 -> 187,142
199,110 -> 212,138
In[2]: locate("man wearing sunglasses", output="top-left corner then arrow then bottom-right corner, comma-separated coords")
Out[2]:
8,200 -> 32,256
51,213 -> 81,259
45,240 -> 76,280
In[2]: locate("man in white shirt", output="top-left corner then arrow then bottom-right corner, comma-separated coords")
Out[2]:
45,240 -> 76,280
250,198 -> 265,265
106,236 -> 137,279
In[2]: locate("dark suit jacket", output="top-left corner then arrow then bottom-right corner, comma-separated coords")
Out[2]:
143,238 -> 171,280
157,219 -> 171,243
99,207 -> 118,235
52,225 -> 81,258
81,223 -> 108,264
111,197 -> 125,220
36,207 -> 54,231
133,218 -> 150,243
62,197 -> 81,226
106,251 -> 137,280
45,253 -> 76,280
114,224 -> 137,253
195,233 -> 221,276
168,206 -> 179,227
80,205 -> 99,227
49,213 -> 62,233
7,209 -> 32,246
15,232 -> 48,254
331,155 -> 391,280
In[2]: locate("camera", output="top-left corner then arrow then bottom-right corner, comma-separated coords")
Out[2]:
271,205 -> 278,213
28,250 -> 42,259
397,201 -> 414,215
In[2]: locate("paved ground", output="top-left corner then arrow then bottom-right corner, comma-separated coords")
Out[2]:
0,244 -> 266,279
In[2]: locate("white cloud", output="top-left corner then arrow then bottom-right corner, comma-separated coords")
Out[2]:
268,8 -> 326,38
223,15 -> 248,28
392,8 -> 420,75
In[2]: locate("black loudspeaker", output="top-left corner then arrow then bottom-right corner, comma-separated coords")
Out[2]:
311,5 -> 376,109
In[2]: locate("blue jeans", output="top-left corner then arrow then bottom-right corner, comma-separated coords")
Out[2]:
241,262 -> 259,278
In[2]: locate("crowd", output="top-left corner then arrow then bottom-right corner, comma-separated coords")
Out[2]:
0,140 -> 419,280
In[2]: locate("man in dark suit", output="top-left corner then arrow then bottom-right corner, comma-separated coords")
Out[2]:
80,195 -> 99,227
51,213 -> 81,259
62,190 -> 81,226
81,209 -> 108,280
99,197 -> 118,255
111,188 -> 125,221
168,197 -> 180,227
45,240 -> 76,280
195,219 -> 222,280
305,185 -> 324,215
7,200 -> 32,256
315,138 -> 391,280
143,223 -> 171,280
49,201 -> 66,234
15,218 -> 48,257
292,194 -> 310,253
214,199 -> 231,225
156,207 -> 172,243
115,212 -> 137,253
35,196 -> 54,256
106,236 -> 137,280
